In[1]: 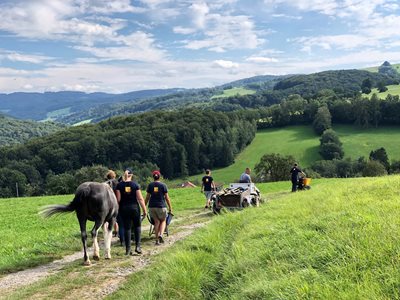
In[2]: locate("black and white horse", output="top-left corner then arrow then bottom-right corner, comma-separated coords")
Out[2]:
41,182 -> 118,265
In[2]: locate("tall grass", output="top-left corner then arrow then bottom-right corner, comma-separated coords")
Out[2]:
109,176 -> 400,299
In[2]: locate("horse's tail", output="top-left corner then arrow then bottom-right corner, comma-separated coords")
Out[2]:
40,197 -> 79,218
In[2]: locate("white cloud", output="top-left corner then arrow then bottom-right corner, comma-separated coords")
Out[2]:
173,26 -> 196,34
292,34 -> 377,51
184,14 -> 264,52
245,56 -> 279,63
190,2 -> 210,29
0,50 -> 53,64
77,0 -> 144,14
212,60 -> 239,69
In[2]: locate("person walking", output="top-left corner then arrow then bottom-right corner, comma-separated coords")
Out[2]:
145,170 -> 172,245
201,169 -> 216,209
290,163 -> 306,192
239,167 -> 252,183
104,170 -> 120,238
115,168 -> 147,255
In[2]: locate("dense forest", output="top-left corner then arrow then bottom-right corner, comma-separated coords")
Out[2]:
0,109 -> 257,197
0,114 -> 64,146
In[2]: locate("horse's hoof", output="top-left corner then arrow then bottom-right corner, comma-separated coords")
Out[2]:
93,255 -> 100,261
83,260 -> 91,266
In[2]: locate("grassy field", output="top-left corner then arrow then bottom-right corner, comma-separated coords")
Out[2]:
335,125 -> 400,160
184,125 -> 400,185
211,87 -> 256,99
362,84 -> 400,99
0,187 -> 235,274
109,175 -> 400,299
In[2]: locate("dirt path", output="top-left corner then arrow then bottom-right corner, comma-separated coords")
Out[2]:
0,211 -> 211,299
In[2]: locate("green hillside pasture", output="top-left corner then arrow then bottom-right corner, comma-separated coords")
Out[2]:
335,125 -> 400,161
184,125 -> 400,185
211,87 -> 256,99
43,107 -> 71,121
109,175 -> 400,299
362,84 -> 400,99
363,63 -> 400,73
0,187 -> 223,274
187,126 -> 320,185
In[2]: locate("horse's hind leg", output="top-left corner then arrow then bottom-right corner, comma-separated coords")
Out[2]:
91,219 -> 103,261
103,218 -> 115,259
78,216 -> 90,266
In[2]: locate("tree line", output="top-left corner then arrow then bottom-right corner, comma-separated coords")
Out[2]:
0,109 -> 257,198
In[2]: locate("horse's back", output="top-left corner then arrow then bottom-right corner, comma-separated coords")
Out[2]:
75,182 -> 118,220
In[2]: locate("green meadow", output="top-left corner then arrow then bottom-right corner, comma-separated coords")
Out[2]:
211,87 -> 256,99
362,84 -> 400,99
187,125 -> 400,185
0,188 -> 218,274
109,175 -> 400,299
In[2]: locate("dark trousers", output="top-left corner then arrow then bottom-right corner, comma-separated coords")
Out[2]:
119,205 -> 141,252
117,213 -> 124,243
291,179 -> 298,192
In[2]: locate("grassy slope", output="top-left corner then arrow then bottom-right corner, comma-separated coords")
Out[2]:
335,125 -> 400,160
185,125 -> 400,185
362,84 -> 400,99
109,175 -> 400,299
211,87 -> 256,99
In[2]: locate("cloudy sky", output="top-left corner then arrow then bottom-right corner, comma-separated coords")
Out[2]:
0,0 -> 400,93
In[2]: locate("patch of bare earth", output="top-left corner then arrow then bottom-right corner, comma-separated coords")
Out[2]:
0,211 -> 210,300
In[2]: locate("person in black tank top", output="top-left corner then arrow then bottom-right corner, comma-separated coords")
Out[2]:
115,168 -> 147,255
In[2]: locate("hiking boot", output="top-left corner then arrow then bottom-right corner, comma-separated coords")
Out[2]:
158,235 -> 164,244
135,245 -> 142,254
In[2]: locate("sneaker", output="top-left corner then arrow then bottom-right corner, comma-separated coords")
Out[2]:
135,245 -> 142,254
155,240 -> 160,246
158,236 -> 164,244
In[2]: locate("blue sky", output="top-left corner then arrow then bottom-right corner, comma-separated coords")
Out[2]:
0,0 -> 400,93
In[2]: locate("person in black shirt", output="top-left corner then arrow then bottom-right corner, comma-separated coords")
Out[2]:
290,163 -> 306,192
201,169 -> 216,209
145,170 -> 172,245
115,168 -> 147,255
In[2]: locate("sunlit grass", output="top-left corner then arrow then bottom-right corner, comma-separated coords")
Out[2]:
109,175 -> 400,299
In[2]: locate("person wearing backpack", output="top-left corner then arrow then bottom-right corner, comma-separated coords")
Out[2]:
145,170 -> 173,245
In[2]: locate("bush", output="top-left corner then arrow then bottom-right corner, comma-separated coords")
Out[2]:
362,160 -> 387,177
254,153 -> 296,182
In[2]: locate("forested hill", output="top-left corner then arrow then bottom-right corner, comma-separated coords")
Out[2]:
0,114 -> 64,147
0,109 -> 257,197
58,68 -> 400,124
273,69 -> 399,98
0,88 -> 183,122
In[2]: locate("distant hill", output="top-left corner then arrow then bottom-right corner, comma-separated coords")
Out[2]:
0,89 -> 184,122
273,69 -> 399,98
0,114 -> 65,146
57,75 -> 288,124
